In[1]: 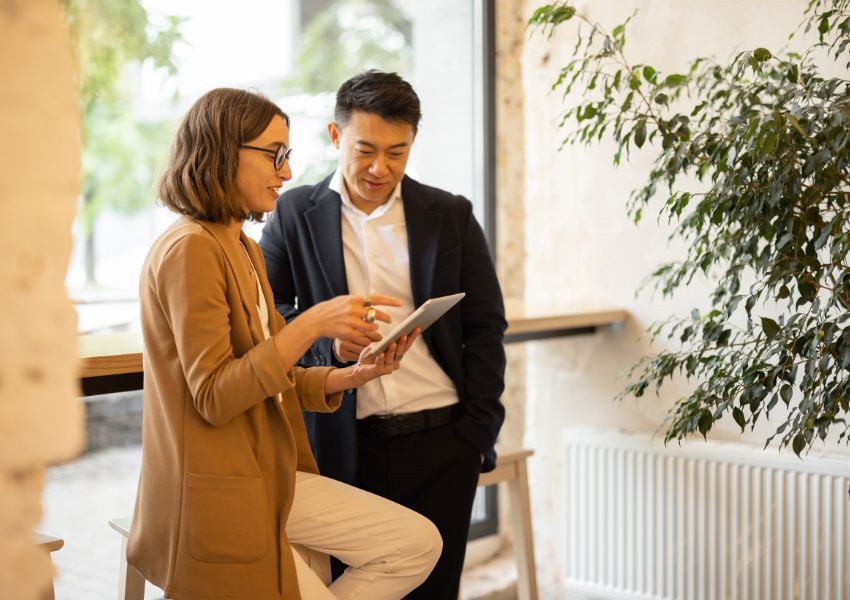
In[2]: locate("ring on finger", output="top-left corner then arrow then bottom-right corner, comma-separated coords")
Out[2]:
364,307 -> 376,323
363,295 -> 373,307
394,353 -> 404,361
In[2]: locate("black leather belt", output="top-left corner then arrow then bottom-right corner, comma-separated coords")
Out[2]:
358,405 -> 460,439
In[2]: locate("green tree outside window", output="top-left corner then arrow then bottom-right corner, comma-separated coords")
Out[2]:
61,0 -> 184,286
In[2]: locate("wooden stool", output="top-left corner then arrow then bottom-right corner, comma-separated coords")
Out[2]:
34,532 -> 64,600
478,449 -> 538,600
108,517 -> 146,600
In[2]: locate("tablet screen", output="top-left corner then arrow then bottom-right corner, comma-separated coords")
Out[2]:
361,292 -> 465,360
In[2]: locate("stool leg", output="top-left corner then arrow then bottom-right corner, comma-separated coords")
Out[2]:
41,558 -> 55,600
117,536 -> 145,600
508,459 -> 538,600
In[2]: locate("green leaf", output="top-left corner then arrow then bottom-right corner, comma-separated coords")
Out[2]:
748,55 -> 759,71
629,75 -> 641,90
634,119 -> 647,148
642,65 -> 656,82
743,296 -> 756,317
798,281 -> 816,302
698,411 -> 713,436
753,47 -> 772,62
767,393 -> 779,411
761,317 -> 780,340
733,407 -> 746,430
780,384 -> 793,405
528,4 -> 577,31
787,63 -> 799,83
785,114 -> 808,137
792,433 -> 806,456
664,74 -> 686,86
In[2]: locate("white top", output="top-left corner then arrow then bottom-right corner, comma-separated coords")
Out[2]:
241,242 -> 272,340
329,169 -> 458,418
241,242 -> 285,409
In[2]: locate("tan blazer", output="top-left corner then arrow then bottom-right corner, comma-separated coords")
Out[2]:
126,217 -> 341,599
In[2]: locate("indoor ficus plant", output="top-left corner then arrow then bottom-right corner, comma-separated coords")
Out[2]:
528,0 -> 850,456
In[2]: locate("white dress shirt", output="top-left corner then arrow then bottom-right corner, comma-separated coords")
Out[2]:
329,169 -> 458,419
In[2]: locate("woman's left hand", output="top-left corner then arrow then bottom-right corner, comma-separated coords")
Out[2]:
351,328 -> 421,386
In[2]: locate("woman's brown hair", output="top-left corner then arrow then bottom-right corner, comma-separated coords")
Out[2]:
158,88 -> 289,223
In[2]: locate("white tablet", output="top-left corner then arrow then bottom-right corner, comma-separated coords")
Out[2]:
361,293 -> 466,360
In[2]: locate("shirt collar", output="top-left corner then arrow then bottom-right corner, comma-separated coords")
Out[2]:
329,168 -> 402,218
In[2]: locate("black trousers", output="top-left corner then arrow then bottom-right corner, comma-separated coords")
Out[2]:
342,418 -> 483,599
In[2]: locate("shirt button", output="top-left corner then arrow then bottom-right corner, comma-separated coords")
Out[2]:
317,355 -> 326,365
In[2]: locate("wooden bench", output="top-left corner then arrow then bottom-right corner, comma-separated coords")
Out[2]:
34,532 -> 64,600
478,449 -> 538,600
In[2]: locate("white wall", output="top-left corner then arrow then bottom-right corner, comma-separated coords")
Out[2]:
508,0 -> 823,595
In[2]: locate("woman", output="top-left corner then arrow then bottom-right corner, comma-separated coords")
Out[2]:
126,88 -> 441,599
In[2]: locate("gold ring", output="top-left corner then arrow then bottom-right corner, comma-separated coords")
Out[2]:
394,353 -> 404,361
364,307 -> 376,323
363,295 -> 373,307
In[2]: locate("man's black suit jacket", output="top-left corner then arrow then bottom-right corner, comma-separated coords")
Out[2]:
259,173 -> 506,483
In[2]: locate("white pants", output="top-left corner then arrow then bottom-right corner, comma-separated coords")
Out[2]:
288,471 -> 442,599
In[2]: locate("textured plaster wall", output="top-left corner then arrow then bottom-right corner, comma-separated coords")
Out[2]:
0,0 -> 84,597
498,0 -> 815,595
495,0 -> 527,468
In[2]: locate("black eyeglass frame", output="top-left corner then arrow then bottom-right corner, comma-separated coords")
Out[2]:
240,144 -> 292,170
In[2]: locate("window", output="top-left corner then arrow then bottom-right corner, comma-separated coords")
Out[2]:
66,0 -> 494,333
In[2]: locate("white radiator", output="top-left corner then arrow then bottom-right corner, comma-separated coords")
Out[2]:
562,429 -> 850,600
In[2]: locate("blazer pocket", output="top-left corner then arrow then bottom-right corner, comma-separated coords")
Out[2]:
187,473 -> 269,563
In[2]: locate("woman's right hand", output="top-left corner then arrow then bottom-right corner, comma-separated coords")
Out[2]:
300,294 -> 401,342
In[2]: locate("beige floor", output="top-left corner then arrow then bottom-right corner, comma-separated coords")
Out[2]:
41,445 -> 165,600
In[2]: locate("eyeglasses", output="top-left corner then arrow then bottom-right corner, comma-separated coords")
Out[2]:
240,144 -> 293,170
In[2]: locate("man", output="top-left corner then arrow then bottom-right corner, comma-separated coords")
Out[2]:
259,70 -> 506,599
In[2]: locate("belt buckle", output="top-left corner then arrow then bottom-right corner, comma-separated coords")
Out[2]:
375,415 -> 398,438
400,412 -> 425,435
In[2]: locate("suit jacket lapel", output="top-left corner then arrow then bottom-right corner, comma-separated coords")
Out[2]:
403,177 -> 442,306
305,181 -> 349,297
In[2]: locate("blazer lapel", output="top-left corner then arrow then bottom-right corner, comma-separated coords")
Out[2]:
242,234 -> 281,337
305,181 -> 348,297
402,177 -> 442,306
199,219 -> 265,345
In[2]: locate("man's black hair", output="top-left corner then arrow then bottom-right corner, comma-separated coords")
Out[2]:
335,70 -> 422,133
